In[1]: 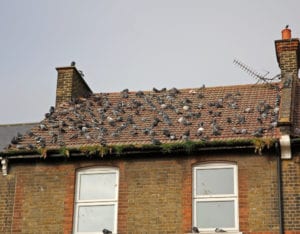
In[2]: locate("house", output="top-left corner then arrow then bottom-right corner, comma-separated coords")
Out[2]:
0,28 -> 299,234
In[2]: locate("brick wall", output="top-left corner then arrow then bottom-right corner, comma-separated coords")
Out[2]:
275,39 -> 299,75
125,159 -> 183,233
281,154 -> 300,230
0,174 -> 16,233
1,151 -> 296,234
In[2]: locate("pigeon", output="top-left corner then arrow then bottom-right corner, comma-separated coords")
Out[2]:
121,89 -> 129,98
182,130 -> 190,140
102,229 -> 112,234
168,87 -> 180,95
69,133 -> 78,139
49,106 -> 55,114
197,93 -> 205,99
81,126 -> 88,133
16,144 -> 25,150
161,103 -> 167,109
183,105 -> 190,111
151,117 -> 161,128
111,132 -> 120,138
27,144 -> 35,150
157,87 -> 166,92
211,119 -> 221,136
143,128 -> 151,135
244,107 -> 253,113
51,133 -> 58,144
252,127 -> 264,137
162,113 -> 172,125
197,126 -> 204,136
178,117 -> 185,124
163,129 -> 171,137
227,117 -> 232,124
151,138 -> 161,145
40,124 -> 48,131
130,130 -> 138,136
257,117 -> 263,124
197,103 -> 204,109
127,115 -> 135,124
232,127 -> 241,134
236,114 -> 246,124
192,226 -> 200,233
215,228 -> 226,232
11,136 -> 19,144
26,130 -> 34,137
228,102 -> 238,109
78,70 -> 85,77
153,87 -> 160,93
169,134 -> 177,140
136,90 -> 144,98
215,99 -> 224,108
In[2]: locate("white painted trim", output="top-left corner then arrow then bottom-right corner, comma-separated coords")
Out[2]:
192,163 -> 239,232
279,134 -> 291,159
73,167 -> 119,234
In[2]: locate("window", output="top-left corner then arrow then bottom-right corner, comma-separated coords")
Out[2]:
73,167 -> 119,234
193,163 -> 238,232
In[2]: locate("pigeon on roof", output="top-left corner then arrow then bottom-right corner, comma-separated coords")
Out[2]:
6,83 -> 281,152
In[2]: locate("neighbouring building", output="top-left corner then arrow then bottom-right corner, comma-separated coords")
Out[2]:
0,28 -> 299,234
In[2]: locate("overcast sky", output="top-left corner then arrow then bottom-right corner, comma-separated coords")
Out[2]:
0,0 -> 299,124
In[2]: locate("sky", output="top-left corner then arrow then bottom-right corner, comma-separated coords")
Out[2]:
0,0 -> 299,124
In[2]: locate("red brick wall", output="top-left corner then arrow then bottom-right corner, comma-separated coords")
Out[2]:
1,152 -> 299,233
0,174 -> 15,233
282,154 -> 300,231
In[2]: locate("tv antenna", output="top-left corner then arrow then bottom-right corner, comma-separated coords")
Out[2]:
233,59 -> 281,85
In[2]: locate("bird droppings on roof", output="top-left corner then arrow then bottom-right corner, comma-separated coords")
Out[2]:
6,83 -> 281,152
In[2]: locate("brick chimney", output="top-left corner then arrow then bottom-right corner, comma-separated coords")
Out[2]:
275,29 -> 300,76
55,62 -> 92,107
275,27 -> 300,127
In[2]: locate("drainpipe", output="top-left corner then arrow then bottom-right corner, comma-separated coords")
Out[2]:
0,157 -> 8,176
275,142 -> 284,234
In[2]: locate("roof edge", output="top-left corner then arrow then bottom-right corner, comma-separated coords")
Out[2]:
1,137 -> 278,159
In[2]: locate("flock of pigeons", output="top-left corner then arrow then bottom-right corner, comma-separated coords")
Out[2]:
8,84 -> 280,151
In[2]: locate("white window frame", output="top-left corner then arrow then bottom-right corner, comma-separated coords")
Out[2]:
73,167 -> 119,234
193,163 -> 239,232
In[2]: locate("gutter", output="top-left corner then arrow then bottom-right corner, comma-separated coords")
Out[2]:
0,143 -> 258,176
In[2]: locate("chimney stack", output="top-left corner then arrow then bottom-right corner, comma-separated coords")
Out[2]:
275,27 -> 300,127
55,62 -> 92,107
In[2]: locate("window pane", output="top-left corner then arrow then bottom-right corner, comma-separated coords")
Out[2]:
196,200 -> 235,229
79,173 -> 117,200
196,168 -> 234,195
77,205 -> 115,232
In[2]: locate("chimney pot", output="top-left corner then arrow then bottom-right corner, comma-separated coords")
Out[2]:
282,26 -> 291,40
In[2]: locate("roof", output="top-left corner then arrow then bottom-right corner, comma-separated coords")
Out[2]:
5,83 -> 281,154
0,123 -> 37,151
